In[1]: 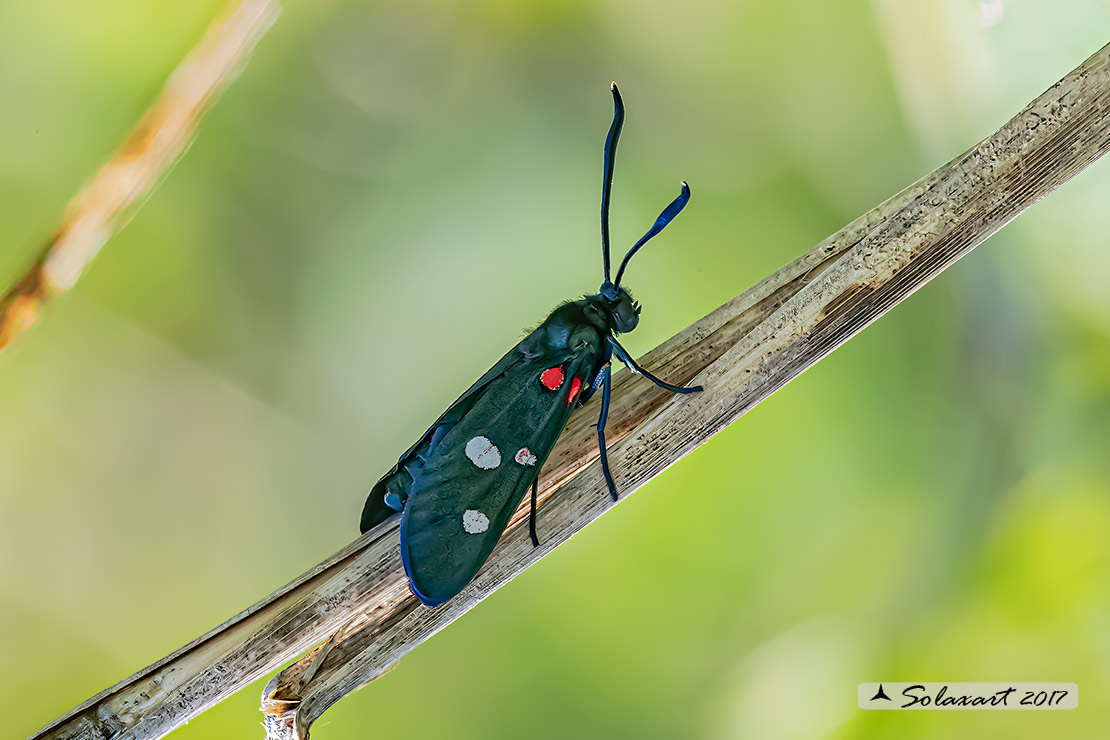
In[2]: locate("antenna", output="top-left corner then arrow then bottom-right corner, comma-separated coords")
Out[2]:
601,82 -> 625,283
613,181 -> 690,288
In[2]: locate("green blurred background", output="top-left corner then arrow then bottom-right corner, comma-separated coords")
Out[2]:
2,1 -> 1109,738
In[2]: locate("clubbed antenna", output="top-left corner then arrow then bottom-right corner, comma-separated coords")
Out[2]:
613,181 -> 691,288
601,82 -> 625,283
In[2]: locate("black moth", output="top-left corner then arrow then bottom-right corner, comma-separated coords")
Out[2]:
360,83 -> 701,606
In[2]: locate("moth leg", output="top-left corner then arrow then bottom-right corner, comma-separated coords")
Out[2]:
417,424 -> 452,461
528,475 -> 540,548
383,472 -> 411,512
596,364 -> 619,501
609,337 -> 702,394
383,465 -> 415,512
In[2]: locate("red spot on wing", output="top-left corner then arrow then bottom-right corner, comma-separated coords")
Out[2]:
539,366 -> 565,391
568,377 -> 582,404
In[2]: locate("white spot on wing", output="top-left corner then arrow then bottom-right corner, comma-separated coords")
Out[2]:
514,447 -> 537,466
462,509 -> 490,534
465,436 -> 501,469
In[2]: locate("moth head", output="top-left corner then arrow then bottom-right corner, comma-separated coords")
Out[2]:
597,281 -> 640,334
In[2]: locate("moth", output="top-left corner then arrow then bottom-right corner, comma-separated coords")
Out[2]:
360,83 -> 701,606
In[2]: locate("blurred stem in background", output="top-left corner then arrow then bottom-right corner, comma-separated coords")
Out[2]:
0,0 -> 279,353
